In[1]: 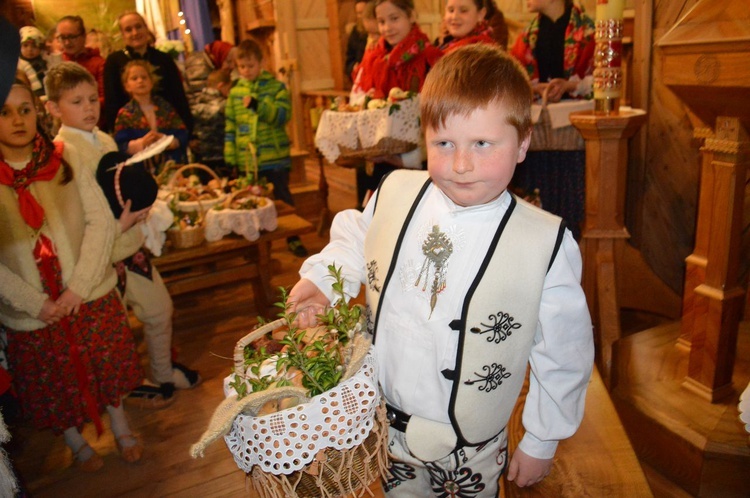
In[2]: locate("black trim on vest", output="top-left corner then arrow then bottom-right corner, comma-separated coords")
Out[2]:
546,221 -> 566,274
447,194 -> 517,448
371,176 -> 433,343
449,319 -> 462,331
441,368 -> 455,380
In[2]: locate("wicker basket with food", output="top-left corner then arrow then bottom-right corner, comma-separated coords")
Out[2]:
203,187 -> 278,242
191,266 -> 388,498
314,88 -> 420,163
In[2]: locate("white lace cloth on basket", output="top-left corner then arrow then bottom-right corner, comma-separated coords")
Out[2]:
204,200 -> 278,242
222,348 -> 380,475
314,97 -> 421,163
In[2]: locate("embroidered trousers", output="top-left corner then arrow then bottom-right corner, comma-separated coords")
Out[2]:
383,427 -> 507,498
122,267 -> 174,384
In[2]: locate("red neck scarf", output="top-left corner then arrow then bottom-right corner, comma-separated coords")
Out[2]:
440,21 -> 496,53
0,135 -> 64,230
360,24 -> 442,98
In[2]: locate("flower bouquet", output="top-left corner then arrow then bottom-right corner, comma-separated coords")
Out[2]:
191,266 -> 388,498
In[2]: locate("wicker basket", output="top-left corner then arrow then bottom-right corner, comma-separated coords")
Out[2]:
166,191 -> 206,249
529,88 -> 585,152
339,136 -> 417,160
224,316 -> 387,498
166,163 -> 226,211
222,188 -> 269,210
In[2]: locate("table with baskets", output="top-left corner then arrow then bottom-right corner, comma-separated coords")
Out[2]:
151,164 -> 313,315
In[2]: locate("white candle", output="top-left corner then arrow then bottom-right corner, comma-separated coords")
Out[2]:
596,0 -> 624,21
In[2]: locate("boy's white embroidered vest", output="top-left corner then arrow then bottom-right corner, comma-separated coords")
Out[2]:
364,170 -> 564,453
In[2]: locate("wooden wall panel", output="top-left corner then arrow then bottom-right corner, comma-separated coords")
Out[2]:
637,0 -> 702,293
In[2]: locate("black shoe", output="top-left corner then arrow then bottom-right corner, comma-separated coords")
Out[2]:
287,238 -> 309,257
125,383 -> 176,409
172,362 -> 202,389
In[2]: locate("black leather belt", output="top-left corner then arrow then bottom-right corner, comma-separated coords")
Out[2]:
386,403 -> 411,432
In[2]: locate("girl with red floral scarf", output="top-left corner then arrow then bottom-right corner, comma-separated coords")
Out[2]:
355,0 -> 443,100
350,0 -> 443,208
436,0 -> 497,54
0,79 -> 143,472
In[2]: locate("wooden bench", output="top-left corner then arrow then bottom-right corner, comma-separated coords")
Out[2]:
152,212 -> 313,314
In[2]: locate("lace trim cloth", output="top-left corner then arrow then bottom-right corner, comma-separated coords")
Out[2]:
314,97 -> 421,163
190,336 -> 378,474
204,200 -> 278,242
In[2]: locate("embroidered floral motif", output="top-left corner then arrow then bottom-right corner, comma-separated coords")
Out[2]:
470,312 -> 521,343
426,464 -> 486,497
383,460 -> 417,491
464,363 -> 511,392
367,260 -> 381,293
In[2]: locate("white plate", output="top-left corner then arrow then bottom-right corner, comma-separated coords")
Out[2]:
125,134 -> 175,165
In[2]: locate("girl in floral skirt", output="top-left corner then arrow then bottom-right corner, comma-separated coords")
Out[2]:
0,77 -> 143,472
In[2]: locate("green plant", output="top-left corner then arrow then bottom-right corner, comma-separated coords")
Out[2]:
231,264 -> 363,401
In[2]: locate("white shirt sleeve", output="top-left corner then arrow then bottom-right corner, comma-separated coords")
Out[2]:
298,193 -> 377,303
517,229 -> 595,459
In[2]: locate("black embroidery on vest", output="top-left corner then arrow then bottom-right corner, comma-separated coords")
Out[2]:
366,260 -> 381,292
383,460 -> 417,491
469,311 -> 521,343
464,363 -> 511,392
426,463 -> 486,497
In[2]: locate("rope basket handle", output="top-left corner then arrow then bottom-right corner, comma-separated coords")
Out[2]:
222,188 -> 266,209
234,318 -> 287,375
164,189 -> 207,226
166,163 -> 222,190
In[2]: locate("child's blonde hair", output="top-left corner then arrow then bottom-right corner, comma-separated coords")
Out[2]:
121,59 -> 160,90
421,44 -> 532,142
44,61 -> 96,103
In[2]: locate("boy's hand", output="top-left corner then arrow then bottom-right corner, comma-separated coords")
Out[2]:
243,96 -> 258,111
56,289 -> 83,316
287,279 -> 329,328
506,448 -> 553,487
38,298 -> 65,325
119,199 -> 150,232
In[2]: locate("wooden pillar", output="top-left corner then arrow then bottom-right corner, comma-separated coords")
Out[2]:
569,109 -> 647,389
678,127 -> 713,349
681,116 -> 748,402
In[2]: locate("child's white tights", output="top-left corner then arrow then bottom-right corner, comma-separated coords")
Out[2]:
63,400 -> 136,458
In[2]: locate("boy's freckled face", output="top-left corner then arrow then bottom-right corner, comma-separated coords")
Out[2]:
50,82 -> 100,132
236,56 -> 261,81
426,102 -> 530,207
